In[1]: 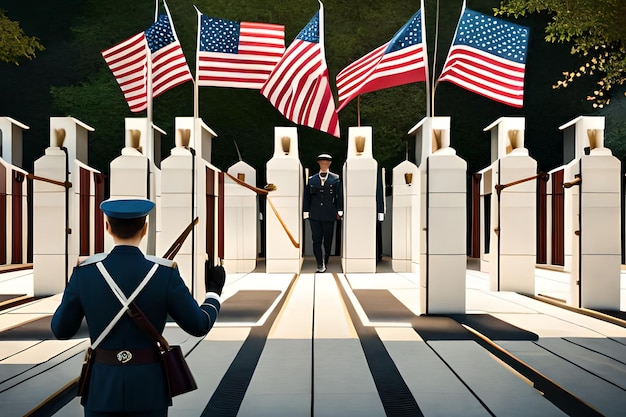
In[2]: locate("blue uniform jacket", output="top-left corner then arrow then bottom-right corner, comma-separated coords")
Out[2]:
51,245 -> 220,412
303,172 -> 343,222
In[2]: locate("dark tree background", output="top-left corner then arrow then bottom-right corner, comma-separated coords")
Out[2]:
0,0 -> 623,183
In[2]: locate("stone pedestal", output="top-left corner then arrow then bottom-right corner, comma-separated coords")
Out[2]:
407,117 -> 453,274
33,117 -> 94,296
265,127 -> 303,273
159,117 -> 217,300
392,160 -> 419,273
484,117 -> 536,294
415,117 -> 466,314
108,119 -> 164,255
560,116 -> 620,309
342,126 -> 378,273
224,161 -> 257,273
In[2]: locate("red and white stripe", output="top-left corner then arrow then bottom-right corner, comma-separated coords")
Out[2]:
152,40 -> 192,97
198,22 -> 285,89
336,42 -> 426,111
102,33 -> 149,113
261,39 -> 339,137
438,45 -> 526,108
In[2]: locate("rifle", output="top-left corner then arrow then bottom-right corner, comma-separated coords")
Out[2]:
162,217 -> 199,260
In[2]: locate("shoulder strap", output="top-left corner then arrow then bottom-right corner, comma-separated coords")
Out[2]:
126,303 -> 170,351
91,262 -> 159,349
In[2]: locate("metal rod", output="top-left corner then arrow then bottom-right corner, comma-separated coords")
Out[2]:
27,173 -> 71,189
495,172 -> 547,195
563,176 -> 582,189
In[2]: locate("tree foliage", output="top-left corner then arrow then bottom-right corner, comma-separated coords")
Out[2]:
496,0 -> 626,108
0,9 -> 44,65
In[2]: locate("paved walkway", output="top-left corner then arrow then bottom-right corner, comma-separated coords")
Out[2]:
1,260 -> 626,416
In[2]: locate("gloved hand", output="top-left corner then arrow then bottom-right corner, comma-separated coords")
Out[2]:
303,212 -> 309,219
204,261 -> 226,296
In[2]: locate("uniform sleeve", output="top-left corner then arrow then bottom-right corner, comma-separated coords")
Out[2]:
336,177 -> 344,212
303,182 -> 311,212
166,267 -> 221,337
51,268 -> 85,340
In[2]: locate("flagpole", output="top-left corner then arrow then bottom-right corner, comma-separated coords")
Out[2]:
357,96 -> 361,127
192,5 -> 203,289
431,0 -> 441,116
318,1 -> 326,58
146,39 -> 154,174
421,0 -> 431,118
193,6 -> 201,123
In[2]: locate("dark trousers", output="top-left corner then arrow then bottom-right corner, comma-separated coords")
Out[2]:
310,219 -> 335,265
85,409 -> 167,417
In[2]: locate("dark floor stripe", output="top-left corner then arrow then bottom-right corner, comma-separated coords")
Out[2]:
353,290 -> 415,322
448,314 -> 538,341
0,294 -> 26,303
0,316 -> 89,340
218,290 -> 281,323
201,275 -> 298,417
334,275 -> 423,417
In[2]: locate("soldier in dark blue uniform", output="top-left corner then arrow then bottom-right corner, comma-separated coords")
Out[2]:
51,198 -> 225,417
303,154 -> 343,272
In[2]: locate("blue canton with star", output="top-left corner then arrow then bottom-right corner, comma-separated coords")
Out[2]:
145,14 -> 175,53
200,16 -> 241,53
387,9 -> 422,54
454,9 -> 529,64
296,12 -> 319,44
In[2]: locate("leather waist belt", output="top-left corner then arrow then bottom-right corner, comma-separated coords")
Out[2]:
94,348 -> 161,365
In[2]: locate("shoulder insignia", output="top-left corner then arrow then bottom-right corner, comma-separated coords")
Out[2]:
144,255 -> 176,268
77,253 -> 108,267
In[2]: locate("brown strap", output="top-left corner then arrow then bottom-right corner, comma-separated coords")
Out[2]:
126,303 -> 170,351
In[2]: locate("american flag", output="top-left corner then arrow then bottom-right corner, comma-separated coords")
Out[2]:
336,9 -> 427,111
196,14 -> 285,89
102,13 -> 192,113
437,8 -> 529,108
261,10 -> 340,138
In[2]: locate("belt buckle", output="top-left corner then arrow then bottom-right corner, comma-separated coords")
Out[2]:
116,350 -> 133,364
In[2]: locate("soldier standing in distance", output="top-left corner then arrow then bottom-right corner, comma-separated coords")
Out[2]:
303,154 -> 344,272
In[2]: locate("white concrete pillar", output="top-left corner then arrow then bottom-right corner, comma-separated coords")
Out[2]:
224,161 -> 257,273
484,117 -> 536,294
159,117 -> 218,300
418,117 -> 466,314
342,126 -> 378,273
108,119 -> 165,255
33,117 -> 94,296
265,127 -> 303,273
392,161 -> 419,272
560,116 -> 620,309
